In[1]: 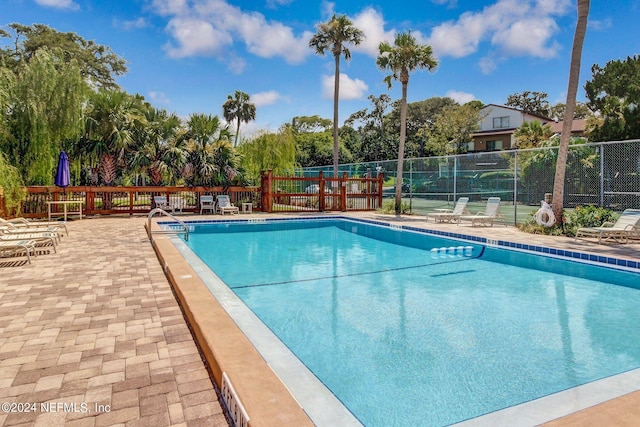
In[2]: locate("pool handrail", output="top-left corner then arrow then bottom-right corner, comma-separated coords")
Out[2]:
147,208 -> 189,241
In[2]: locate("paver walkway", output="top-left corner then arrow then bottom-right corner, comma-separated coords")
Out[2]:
0,216 -> 229,427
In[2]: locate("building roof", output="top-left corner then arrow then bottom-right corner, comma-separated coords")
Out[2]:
549,118 -> 586,134
482,103 -> 552,122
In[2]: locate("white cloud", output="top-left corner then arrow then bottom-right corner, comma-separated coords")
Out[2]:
226,55 -> 247,75
351,7 -> 396,58
431,0 -> 458,7
322,74 -> 368,100
479,56 -> 498,74
446,90 -> 476,104
266,0 -> 293,7
35,0 -> 79,10
251,91 -> 281,107
148,91 -> 171,105
427,0 -> 572,68
152,0 -> 312,64
321,1 -> 335,19
163,17 -> 233,58
151,0 -> 188,16
492,17 -> 560,58
116,17 -> 150,31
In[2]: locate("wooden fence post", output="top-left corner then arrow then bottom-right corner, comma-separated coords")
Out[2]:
378,173 -> 384,208
318,171 -> 325,212
341,172 -> 347,211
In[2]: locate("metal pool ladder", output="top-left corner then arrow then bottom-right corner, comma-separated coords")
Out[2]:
147,208 -> 190,241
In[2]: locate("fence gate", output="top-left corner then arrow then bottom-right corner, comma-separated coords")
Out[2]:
260,170 -> 383,213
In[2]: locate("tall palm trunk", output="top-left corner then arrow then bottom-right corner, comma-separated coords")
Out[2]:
332,53 -> 340,178
551,0 -> 590,222
395,71 -> 409,215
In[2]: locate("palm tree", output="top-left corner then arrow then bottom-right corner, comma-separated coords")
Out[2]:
377,31 -> 438,215
182,113 -> 236,187
551,0 -> 590,223
222,90 -> 256,147
83,89 -> 146,186
129,108 -> 186,185
309,14 -> 364,177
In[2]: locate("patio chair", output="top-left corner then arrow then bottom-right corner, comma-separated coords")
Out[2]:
1,231 -> 57,253
575,209 -> 640,244
0,239 -> 36,264
1,217 -> 68,236
458,197 -> 504,227
200,195 -> 216,215
216,195 -> 239,215
153,195 -> 174,213
426,197 -> 469,223
170,197 -> 184,215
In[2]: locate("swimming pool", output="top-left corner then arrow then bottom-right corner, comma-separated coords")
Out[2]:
169,217 -> 640,426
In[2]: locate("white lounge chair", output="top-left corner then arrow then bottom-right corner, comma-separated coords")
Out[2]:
216,195 -> 239,215
575,209 -> 640,244
1,231 -> 57,253
0,239 -> 36,264
426,197 -> 469,223
1,217 -> 68,236
200,195 -> 216,214
458,197 -> 504,227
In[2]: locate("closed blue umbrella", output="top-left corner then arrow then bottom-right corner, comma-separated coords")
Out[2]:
54,151 -> 70,196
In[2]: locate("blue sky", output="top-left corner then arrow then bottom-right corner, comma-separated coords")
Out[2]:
4,0 -> 639,137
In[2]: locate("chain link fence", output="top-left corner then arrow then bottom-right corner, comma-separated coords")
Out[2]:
302,140 -> 640,224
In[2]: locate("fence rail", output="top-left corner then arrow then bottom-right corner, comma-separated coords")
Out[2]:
17,186 -> 261,218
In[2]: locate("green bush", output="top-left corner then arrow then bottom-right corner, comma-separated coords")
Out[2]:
517,205 -> 618,237
563,205 -> 617,237
379,199 -> 411,215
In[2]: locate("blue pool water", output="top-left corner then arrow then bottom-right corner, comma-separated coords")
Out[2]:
180,219 -> 640,426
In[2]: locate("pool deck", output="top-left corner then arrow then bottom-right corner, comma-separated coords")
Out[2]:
0,212 -> 639,426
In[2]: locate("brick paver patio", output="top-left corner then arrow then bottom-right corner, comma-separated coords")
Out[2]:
0,217 -> 229,427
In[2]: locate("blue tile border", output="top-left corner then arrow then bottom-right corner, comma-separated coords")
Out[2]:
159,215 -> 640,274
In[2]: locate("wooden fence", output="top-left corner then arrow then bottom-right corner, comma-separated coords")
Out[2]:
18,186 -> 260,218
8,172 -> 383,219
261,170 -> 383,213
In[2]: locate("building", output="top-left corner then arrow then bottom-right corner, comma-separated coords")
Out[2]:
468,104 -> 586,152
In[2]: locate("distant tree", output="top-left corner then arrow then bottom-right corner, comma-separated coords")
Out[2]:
514,121 -> 554,149
0,23 -> 127,89
506,91 -> 551,117
289,115 -> 332,133
82,90 -> 146,187
128,108 -> 186,185
222,90 -> 256,147
585,55 -> 640,141
552,0 -> 590,223
0,151 -> 26,215
549,101 -> 591,121
181,113 -> 238,186
419,102 -> 483,155
345,94 -> 395,161
238,128 -> 298,185
386,96 -> 458,157
2,49 -> 87,184
309,14 -> 364,177
377,31 -> 438,215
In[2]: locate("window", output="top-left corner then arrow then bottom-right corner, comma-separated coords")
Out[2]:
486,140 -> 503,151
493,116 -> 510,129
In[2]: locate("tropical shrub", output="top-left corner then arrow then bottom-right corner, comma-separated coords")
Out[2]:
563,205 -> 617,237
